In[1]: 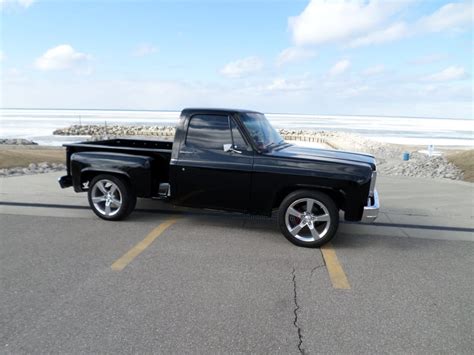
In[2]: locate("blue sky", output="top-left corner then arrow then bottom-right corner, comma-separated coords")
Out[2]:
1,0 -> 472,118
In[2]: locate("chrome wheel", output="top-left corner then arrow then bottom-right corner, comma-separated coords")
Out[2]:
284,197 -> 331,242
90,179 -> 123,217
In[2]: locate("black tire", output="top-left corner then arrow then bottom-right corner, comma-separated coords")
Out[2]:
277,190 -> 339,248
87,174 -> 136,221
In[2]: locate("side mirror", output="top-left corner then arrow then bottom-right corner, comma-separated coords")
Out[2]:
223,144 -> 242,154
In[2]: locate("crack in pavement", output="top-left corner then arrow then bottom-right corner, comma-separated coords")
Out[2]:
310,263 -> 326,278
292,268 -> 304,354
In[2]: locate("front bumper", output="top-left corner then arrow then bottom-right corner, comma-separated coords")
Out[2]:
361,189 -> 379,223
58,175 -> 73,189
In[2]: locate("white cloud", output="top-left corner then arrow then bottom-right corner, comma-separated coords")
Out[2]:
363,64 -> 385,76
341,85 -> 370,98
288,1 -> 472,49
266,77 -> 310,92
288,0 -> 403,46
0,0 -> 35,8
350,22 -> 408,47
35,44 -> 91,71
423,66 -> 469,82
220,56 -> 263,78
18,0 -> 33,6
133,43 -> 158,57
350,1 -> 473,48
417,1 -> 473,33
276,47 -> 316,66
329,59 -> 350,76
3,74 -> 472,119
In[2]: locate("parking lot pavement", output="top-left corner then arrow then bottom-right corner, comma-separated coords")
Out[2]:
1,173 -> 473,353
298,233 -> 474,354
1,213 -> 321,353
1,172 -> 473,240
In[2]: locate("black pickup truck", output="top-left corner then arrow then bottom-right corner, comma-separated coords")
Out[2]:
59,108 -> 379,248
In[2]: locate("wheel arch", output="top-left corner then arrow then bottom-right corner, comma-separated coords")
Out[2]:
80,169 -> 132,191
273,185 -> 345,211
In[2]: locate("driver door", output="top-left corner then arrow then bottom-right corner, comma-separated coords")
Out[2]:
174,114 -> 253,212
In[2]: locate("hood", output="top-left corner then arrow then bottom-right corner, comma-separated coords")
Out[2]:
266,143 -> 376,170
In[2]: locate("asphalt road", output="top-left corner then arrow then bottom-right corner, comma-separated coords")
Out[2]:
1,173 -> 473,354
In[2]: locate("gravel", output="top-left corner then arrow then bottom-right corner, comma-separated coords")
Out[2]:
0,138 -> 38,145
0,162 -> 66,178
321,131 -> 464,180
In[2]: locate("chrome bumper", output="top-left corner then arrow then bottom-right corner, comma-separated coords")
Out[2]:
361,189 -> 379,223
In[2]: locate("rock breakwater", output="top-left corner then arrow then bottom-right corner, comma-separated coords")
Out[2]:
52,124 -> 465,181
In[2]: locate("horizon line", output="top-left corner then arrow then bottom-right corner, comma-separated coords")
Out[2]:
0,107 -> 472,121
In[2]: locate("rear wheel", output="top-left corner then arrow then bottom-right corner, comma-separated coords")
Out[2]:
87,174 -> 136,221
278,190 -> 339,248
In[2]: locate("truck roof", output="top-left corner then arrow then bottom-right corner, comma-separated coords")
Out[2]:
182,107 -> 263,115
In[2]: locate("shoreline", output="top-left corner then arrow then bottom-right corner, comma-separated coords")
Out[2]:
52,124 -> 474,148
3,108 -> 473,147
1,126 -> 472,182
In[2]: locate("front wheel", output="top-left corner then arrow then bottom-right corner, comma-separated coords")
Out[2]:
87,174 -> 136,221
278,190 -> 339,248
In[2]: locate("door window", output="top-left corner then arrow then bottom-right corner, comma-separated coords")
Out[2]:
186,115 -> 230,150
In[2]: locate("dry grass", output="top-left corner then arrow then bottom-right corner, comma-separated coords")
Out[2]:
0,147 -> 65,169
447,149 -> 474,182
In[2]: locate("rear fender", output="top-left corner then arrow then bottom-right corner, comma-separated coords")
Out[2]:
70,151 -> 154,197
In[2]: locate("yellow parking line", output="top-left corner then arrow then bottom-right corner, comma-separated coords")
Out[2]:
111,218 -> 178,271
320,243 -> 351,289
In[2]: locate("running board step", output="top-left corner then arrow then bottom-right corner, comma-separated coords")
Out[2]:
158,183 -> 170,197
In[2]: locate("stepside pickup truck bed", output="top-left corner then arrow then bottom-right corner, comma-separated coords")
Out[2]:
61,138 -> 172,197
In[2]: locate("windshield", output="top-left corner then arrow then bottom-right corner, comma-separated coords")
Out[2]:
240,113 -> 284,151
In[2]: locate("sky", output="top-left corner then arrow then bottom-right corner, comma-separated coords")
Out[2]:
0,0 -> 473,118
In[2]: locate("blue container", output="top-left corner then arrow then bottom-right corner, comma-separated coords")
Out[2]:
403,152 -> 410,161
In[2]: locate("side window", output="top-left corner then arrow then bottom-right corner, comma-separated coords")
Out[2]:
230,118 -> 249,150
186,115 -> 231,150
